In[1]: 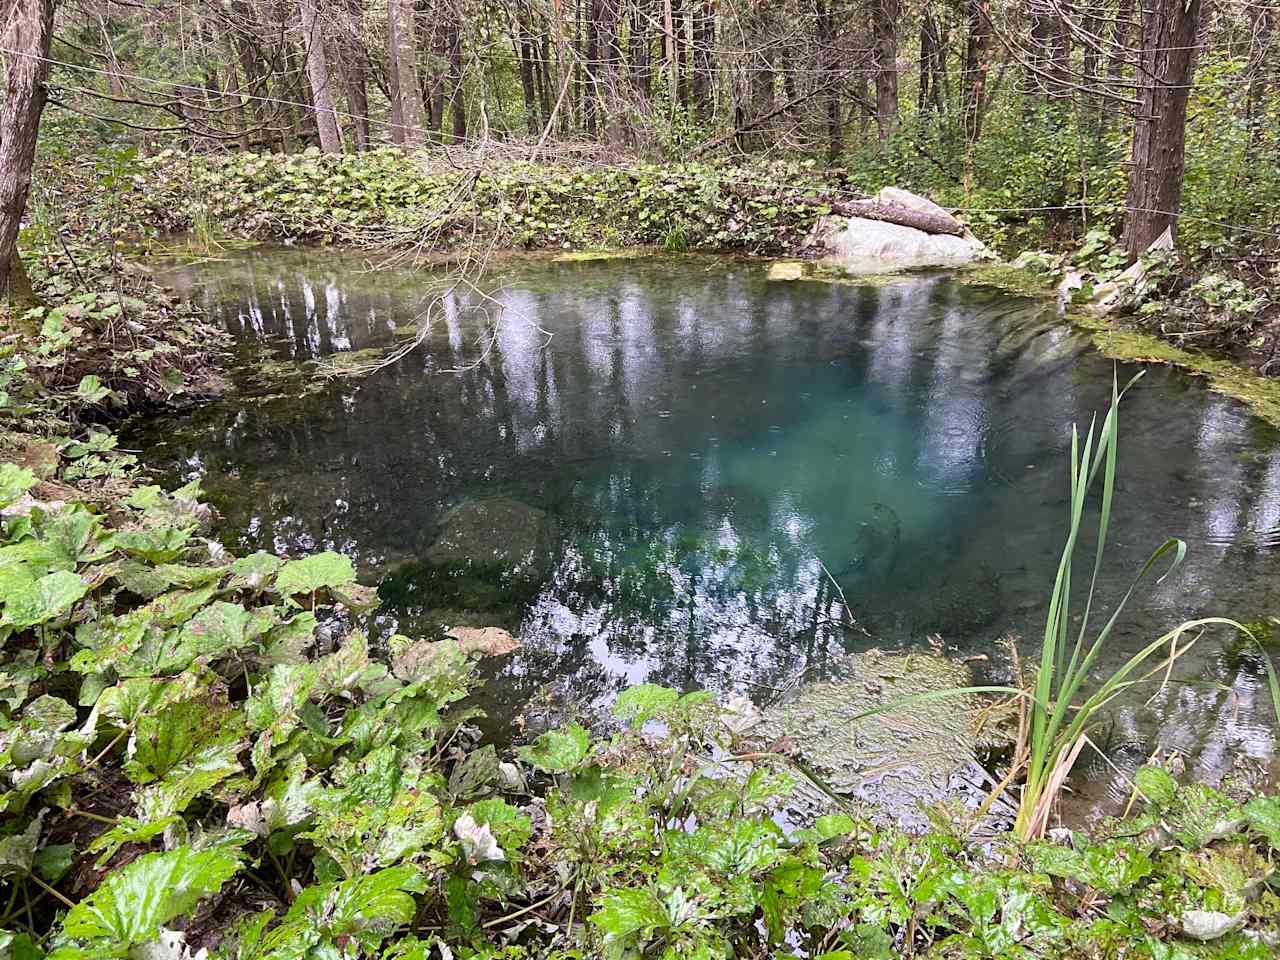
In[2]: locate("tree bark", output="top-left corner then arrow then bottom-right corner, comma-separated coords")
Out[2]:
816,0 -> 842,158
447,13 -> 466,141
300,0 -> 343,152
871,0 -> 899,138
961,0 -> 990,142
831,198 -> 966,236
514,1 -> 539,134
1123,0 -> 1203,258
388,0 -> 427,144
340,0 -> 371,150
691,0 -> 714,120
0,0 -> 53,300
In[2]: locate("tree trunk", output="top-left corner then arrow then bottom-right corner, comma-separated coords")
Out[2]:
816,0 -> 842,158
388,0 -> 427,144
691,0 -> 713,120
1123,0 -> 1203,258
663,0 -> 678,100
585,0 -> 600,137
341,0 -> 371,150
630,1 -> 651,100
515,2 -> 539,134
447,14 -> 466,141
871,0 -> 899,138
300,0 -> 343,152
0,0 -> 53,301
961,0 -> 990,142
1245,4 -> 1272,157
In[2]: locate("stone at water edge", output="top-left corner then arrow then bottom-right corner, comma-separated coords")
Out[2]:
810,216 -> 989,275
448,626 -> 520,657
767,261 -> 805,281
756,649 -> 1017,829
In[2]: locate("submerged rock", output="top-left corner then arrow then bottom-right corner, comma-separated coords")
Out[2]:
425,496 -> 560,579
759,649 -> 1015,829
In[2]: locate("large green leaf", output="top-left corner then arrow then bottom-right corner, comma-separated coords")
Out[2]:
517,723 -> 592,773
1,570 -> 88,628
0,463 -> 38,509
59,846 -> 244,948
273,552 -> 356,602
613,683 -> 678,727
590,887 -> 668,940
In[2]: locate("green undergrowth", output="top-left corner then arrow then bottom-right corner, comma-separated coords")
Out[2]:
133,150 -> 840,255
0,331 -> 1279,959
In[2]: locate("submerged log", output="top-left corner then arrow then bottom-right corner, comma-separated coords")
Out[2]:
827,198 -> 966,237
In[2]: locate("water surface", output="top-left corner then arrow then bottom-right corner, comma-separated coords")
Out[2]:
129,249 -> 1280,807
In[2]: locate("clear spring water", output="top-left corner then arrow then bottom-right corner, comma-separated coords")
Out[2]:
127,248 -> 1280,804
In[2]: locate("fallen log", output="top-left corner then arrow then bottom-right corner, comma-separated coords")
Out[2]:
826,199 -> 966,237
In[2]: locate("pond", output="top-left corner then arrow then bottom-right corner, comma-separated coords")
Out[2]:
127,247 -> 1280,811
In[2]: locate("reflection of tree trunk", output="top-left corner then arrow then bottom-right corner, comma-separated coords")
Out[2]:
300,0 -> 343,152
1124,0 -> 1203,257
388,0 -> 427,144
871,0 -> 899,138
0,0 -> 54,300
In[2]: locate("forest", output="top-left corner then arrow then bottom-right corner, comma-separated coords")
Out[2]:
5,1 -> 1280,959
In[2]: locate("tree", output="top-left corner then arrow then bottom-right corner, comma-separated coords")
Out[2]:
1123,0 -> 1203,257
388,0 -> 427,144
0,0 -> 54,300
871,0 -> 899,138
300,0 -> 344,152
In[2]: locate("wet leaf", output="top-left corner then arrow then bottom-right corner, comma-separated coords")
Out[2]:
0,463 -> 38,509
517,724 -> 591,773
613,684 -> 678,727
34,843 -> 74,882
88,815 -> 181,867
1244,796 -> 1280,849
0,813 -> 43,878
274,552 -> 356,602
590,887 -> 667,940
1,570 -> 88,628
60,846 -> 244,948
1134,765 -> 1178,806
448,745 -> 499,801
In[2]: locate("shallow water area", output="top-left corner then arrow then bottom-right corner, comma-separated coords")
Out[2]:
128,247 -> 1280,821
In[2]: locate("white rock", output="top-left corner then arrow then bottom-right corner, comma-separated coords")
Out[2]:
813,215 -> 987,275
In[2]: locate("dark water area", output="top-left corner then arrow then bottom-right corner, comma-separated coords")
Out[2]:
127,248 -> 1280,807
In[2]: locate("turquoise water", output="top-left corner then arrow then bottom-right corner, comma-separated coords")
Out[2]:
128,249 -> 1280,795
